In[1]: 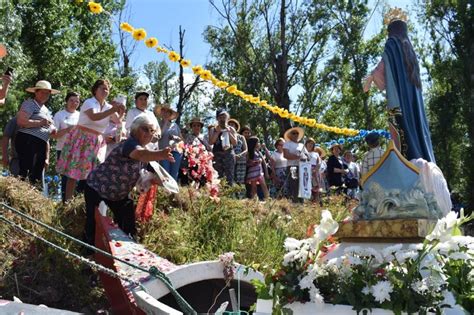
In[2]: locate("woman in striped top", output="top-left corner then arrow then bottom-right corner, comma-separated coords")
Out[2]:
16,80 -> 60,184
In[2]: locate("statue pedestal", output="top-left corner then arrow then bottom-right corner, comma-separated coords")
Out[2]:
326,218 -> 436,260
335,218 -> 436,243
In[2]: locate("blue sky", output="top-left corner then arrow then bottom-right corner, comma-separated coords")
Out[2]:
120,0 -> 415,73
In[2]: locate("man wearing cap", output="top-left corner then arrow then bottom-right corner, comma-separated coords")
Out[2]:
209,109 -> 237,185
15,80 -> 59,184
124,91 -> 159,136
361,132 -> 384,177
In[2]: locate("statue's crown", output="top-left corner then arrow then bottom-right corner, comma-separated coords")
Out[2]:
384,7 -> 408,25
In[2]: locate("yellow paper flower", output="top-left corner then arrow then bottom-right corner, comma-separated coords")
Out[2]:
120,22 -> 134,33
168,51 -> 180,62
145,37 -> 158,48
236,90 -> 245,98
132,28 -> 147,41
226,85 -> 237,94
180,59 -> 191,67
210,77 -> 218,85
88,1 -> 103,14
192,65 -> 203,75
251,96 -> 260,104
216,81 -> 229,89
200,70 -> 212,80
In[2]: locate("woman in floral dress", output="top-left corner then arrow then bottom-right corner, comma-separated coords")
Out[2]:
56,79 -> 125,202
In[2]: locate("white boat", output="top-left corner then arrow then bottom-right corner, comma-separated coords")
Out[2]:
94,209 -> 263,314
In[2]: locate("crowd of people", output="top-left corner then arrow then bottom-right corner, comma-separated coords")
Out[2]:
1,75 -> 386,247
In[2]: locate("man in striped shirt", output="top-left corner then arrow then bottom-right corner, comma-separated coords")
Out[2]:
361,132 -> 384,177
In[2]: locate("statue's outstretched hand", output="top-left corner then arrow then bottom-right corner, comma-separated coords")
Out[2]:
363,75 -> 373,93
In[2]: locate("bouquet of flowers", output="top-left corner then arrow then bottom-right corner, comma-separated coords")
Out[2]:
182,142 -> 220,201
253,210 -> 473,314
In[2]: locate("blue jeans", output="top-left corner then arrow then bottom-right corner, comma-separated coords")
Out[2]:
160,151 -> 182,182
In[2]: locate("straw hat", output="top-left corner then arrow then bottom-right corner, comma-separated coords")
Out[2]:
188,117 -> 204,128
25,80 -> 60,94
228,118 -> 241,132
154,103 -> 179,120
314,146 -> 326,158
329,142 -> 343,153
0,44 -> 7,59
283,126 -> 304,142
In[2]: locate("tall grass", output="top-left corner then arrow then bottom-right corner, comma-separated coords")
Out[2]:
139,186 -> 350,272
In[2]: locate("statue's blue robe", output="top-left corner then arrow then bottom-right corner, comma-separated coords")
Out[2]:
383,37 -> 436,163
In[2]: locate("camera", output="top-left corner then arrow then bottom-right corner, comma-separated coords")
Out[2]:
4,67 -> 13,76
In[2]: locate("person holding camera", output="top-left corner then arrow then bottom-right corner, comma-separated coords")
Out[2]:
209,109 -> 237,185
16,80 -> 58,184
0,44 -> 13,105
0,74 -> 12,105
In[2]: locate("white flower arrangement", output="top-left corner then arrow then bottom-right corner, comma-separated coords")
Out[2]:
253,210 -> 473,314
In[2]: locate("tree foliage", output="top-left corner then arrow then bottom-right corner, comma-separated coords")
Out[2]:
0,0 -> 134,119
418,0 -> 474,211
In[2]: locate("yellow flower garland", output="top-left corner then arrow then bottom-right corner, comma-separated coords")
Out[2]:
88,1 -> 103,14
168,51 -> 181,62
132,28 -> 147,41
145,37 -> 158,48
180,59 -> 191,67
120,22 -> 134,33
86,2 -> 360,136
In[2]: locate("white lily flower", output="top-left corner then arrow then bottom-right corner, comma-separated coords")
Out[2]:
314,210 -> 339,240
426,211 -> 459,242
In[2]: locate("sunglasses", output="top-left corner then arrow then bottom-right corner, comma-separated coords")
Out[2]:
140,126 -> 156,134
291,131 -> 299,135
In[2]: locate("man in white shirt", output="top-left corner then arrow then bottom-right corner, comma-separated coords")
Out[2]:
124,91 -> 159,134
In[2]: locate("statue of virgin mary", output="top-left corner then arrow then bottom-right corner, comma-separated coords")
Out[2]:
364,8 -> 436,163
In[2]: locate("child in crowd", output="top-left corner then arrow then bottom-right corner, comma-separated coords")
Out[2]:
246,136 -> 269,200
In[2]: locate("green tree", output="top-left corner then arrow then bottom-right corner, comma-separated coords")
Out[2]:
143,60 -> 176,104
0,0 -> 132,115
206,0 -> 333,137
419,0 -> 474,211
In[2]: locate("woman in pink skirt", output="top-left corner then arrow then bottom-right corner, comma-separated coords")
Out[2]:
56,79 -> 125,201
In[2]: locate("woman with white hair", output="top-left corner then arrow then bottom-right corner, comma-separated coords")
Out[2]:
83,114 -> 174,247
